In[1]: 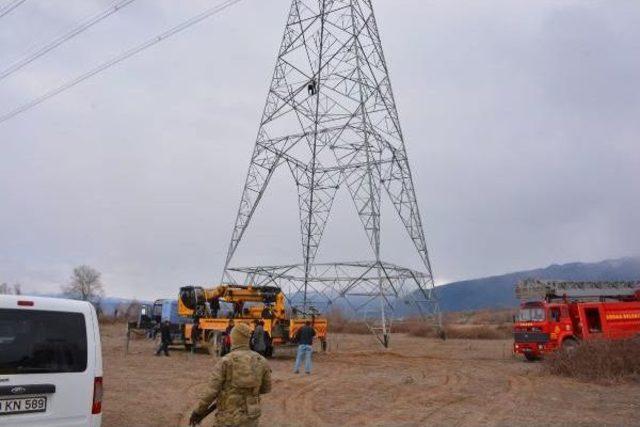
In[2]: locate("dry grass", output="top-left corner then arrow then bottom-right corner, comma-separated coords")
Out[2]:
444,324 -> 512,340
98,316 -> 125,325
325,310 -> 371,334
443,309 -> 515,325
101,323 -> 640,426
402,322 -> 512,340
544,337 -> 640,384
326,309 -> 513,340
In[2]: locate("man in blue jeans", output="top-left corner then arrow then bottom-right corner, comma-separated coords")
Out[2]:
293,320 -> 316,374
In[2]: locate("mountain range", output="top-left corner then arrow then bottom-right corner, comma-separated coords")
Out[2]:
435,256 -> 640,312
17,257 -> 639,315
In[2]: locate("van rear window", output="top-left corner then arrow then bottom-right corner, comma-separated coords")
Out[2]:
0,309 -> 87,374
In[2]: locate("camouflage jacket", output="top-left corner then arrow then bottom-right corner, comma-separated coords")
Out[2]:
194,345 -> 272,427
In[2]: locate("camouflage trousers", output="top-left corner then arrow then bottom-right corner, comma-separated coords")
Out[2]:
212,419 -> 259,427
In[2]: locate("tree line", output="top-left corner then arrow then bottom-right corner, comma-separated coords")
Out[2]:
3,264 -> 142,320
0,282 -> 21,295
0,264 -> 103,303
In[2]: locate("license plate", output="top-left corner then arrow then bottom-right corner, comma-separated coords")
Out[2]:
0,396 -> 47,415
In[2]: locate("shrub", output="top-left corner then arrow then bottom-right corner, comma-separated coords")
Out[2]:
406,322 -> 439,338
326,309 -> 514,340
442,324 -> 512,340
543,337 -> 640,383
443,309 -> 516,325
402,322 -> 512,340
326,310 -> 370,334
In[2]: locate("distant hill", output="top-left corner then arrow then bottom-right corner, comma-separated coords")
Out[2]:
17,257 -> 639,316
435,257 -> 640,312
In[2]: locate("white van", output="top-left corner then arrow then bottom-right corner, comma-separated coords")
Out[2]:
0,295 -> 103,426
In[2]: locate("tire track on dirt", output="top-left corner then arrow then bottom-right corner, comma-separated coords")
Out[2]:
478,371 -> 536,425
268,359 -> 346,426
336,353 -> 475,426
456,362 -> 537,427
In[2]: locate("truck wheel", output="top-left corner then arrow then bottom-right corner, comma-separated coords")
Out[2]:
184,343 -> 192,352
524,353 -> 539,362
561,338 -> 578,353
207,332 -> 220,357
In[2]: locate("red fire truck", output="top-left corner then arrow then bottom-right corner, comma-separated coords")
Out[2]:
513,279 -> 640,361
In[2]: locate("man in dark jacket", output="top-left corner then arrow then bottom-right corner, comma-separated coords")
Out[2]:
155,320 -> 172,356
293,321 -> 316,374
251,320 -> 267,356
210,297 -> 220,318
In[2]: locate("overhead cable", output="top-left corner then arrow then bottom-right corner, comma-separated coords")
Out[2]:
0,0 -> 243,126
0,0 -> 137,82
0,0 -> 27,19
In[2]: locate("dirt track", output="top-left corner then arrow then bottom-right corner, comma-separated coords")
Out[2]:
101,323 -> 639,426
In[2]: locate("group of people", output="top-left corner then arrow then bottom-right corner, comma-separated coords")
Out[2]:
150,315 -> 318,426
189,320 -> 318,426
219,319 -> 273,357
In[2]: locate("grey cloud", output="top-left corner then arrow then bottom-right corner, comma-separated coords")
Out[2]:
0,0 -> 638,298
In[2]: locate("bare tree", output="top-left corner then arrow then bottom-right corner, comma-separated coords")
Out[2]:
0,283 -> 9,294
13,283 -> 22,295
62,265 -> 105,304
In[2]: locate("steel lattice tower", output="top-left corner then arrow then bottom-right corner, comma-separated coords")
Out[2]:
222,0 -> 440,346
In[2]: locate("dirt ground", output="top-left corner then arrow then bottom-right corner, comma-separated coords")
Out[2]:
101,323 -> 640,426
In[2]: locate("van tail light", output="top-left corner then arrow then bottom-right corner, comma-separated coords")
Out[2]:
92,377 -> 103,414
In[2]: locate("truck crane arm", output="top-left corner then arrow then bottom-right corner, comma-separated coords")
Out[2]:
516,279 -> 640,301
178,284 -> 285,319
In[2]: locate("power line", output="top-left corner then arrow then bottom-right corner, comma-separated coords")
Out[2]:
0,0 -> 27,19
0,0 -> 243,126
0,0 -> 136,82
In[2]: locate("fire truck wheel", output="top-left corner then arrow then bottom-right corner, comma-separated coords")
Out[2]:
561,338 -> 578,352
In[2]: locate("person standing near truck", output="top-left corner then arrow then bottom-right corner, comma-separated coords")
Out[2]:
251,320 -> 267,356
293,320 -> 316,374
210,296 -> 220,318
219,319 -> 235,356
155,320 -> 171,357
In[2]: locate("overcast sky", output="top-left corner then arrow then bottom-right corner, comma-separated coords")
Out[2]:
0,0 -> 639,300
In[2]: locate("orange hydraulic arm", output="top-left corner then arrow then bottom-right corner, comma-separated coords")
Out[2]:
178,284 -> 285,319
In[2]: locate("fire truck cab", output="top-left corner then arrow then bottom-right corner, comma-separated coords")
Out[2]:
513,280 -> 640,361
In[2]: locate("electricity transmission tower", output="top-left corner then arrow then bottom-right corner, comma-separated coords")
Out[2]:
223,0 -> 440,346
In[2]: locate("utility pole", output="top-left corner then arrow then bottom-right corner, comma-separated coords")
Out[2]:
223,0 -> 441,346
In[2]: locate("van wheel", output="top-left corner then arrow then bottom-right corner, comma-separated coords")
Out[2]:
524,353 -> 539,362
562,338 -> 578,353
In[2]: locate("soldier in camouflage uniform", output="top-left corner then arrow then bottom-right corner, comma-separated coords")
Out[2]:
190,323 -> 272,427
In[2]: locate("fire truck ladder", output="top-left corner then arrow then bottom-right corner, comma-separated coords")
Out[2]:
516,279 -> 640,301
